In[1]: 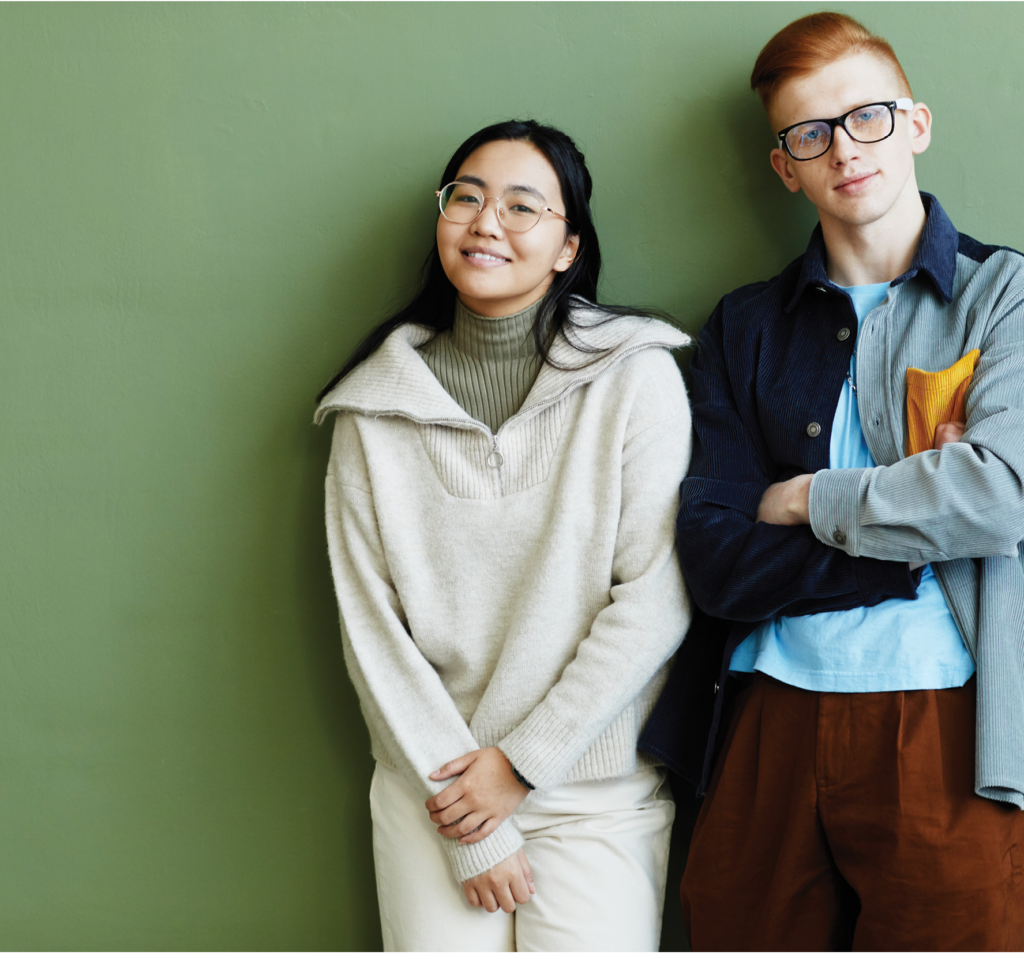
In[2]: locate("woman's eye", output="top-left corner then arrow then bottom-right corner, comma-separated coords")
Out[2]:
510,203 -> 536,214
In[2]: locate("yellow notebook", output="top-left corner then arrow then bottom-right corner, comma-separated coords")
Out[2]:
905,349 -> 980,456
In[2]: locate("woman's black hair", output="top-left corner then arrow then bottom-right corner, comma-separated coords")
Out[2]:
317,119 -> 675,401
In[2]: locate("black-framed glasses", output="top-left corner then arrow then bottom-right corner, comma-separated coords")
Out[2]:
436,181 -> 572,233
777,98 -> 914,161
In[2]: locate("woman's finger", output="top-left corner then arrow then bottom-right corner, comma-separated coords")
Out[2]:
458,815 -> 498,844
509,868 -> 532,905
517,850 -> 536,893
480,889 -> 499,914
429,796 -> 471,825
424,780 -> 465,813
439,810 -> 487,838
428,751 -> 476,781
494,881 -> 518,914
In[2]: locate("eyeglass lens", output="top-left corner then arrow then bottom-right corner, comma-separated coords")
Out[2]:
438,182 -> 544,232
784,104 -> 893,160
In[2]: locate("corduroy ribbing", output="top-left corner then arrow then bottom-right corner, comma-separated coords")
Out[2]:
418,299 -> 544,434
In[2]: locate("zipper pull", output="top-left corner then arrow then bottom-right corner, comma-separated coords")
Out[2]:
486,437 -> 504,469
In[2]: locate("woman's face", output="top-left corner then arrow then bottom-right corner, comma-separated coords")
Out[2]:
436,139 -> 580,318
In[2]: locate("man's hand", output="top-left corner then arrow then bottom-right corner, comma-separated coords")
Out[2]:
462,849 -> 535,913
425,747 -> 529,845
757,473 -> 813,525
934,421 -> 966,449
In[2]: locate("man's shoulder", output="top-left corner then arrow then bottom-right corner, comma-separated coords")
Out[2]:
956,232 -> 1024,267
953,232 -> 1024,306
715,254 -> 805,326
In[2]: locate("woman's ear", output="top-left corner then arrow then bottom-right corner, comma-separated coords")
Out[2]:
554,233 -> 580,273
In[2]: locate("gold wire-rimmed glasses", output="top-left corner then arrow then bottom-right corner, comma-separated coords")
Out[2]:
436,181 -> 572,233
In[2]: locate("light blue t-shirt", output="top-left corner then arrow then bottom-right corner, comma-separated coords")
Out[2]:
730,282 -> 975,691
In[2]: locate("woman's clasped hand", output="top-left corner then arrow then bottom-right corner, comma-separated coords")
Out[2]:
427,747 -> 530,843
427,748 -> 534,910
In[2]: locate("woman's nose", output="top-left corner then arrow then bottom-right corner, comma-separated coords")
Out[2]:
471,196 -> 505,236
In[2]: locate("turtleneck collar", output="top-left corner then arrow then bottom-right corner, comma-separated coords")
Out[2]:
451,298 -> 543,362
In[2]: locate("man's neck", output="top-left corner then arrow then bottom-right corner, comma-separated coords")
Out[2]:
819,182 -> 927,287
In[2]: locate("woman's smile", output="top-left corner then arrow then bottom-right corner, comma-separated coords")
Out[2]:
461,246 -> 512,267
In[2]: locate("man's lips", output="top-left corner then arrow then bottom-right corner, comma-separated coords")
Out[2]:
461,247 -> 511,266
834,172 -> 877,194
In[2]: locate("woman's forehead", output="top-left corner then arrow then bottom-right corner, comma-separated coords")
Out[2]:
455,140 -> 560,197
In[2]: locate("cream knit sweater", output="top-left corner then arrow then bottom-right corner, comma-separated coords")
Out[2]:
315,303 -> 693,882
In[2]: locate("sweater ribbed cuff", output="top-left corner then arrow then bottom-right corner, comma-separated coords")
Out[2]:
497,700 -> 625,792
444,818 -> 525,883
809,467 -> 870,555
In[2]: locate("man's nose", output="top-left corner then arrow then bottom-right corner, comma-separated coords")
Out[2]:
830,124 -> 861,163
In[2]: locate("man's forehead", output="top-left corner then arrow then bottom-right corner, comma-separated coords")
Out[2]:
768,52 -> 905,130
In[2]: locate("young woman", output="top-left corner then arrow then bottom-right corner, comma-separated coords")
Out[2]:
315,120 -> 692,952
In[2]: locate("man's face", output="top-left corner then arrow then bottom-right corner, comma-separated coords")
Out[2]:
767,52 -> 931,231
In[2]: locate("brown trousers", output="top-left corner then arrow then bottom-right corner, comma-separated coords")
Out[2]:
681,675 -> 1024,950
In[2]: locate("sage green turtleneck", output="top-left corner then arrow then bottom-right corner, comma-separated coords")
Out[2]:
418,299 -> 544,434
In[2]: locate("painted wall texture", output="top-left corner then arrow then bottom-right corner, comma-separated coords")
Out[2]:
2,2 -> 1022,950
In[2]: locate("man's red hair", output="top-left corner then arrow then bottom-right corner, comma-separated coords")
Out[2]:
751,12 -> 912,115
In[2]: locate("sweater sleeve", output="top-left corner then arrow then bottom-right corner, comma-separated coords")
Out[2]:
809,281 -> 1024,562
325,413 -> 524,882
497,349 -> 694,791
676,303 -> 918,623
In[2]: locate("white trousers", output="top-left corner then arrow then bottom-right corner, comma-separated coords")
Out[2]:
369,761 -> 675,952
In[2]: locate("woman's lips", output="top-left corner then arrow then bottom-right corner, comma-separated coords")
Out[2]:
835,172 -> 877,195
461,248 -> 511,267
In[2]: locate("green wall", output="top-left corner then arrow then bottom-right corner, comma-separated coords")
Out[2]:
2,2 -> 1022,950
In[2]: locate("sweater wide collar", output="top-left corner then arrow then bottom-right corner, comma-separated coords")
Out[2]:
314,301 -> 690,429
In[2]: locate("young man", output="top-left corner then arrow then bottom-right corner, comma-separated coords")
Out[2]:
640,11 -> 1024,950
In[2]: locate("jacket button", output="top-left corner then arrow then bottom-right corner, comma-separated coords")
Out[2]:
713,683 -> 720,695
837,327 -> 851,341
806,422 -> 821,437
834,529 -> 847,545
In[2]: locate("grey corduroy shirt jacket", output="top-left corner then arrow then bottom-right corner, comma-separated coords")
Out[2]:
642,194 -> 1024,809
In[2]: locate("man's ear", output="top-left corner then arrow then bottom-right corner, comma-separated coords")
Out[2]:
909,101 -> 932,155
554,232 -> 580,273
770,148 -> 803,194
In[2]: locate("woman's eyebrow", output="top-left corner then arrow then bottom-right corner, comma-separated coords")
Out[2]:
454,175 -> 546,202
507,184 -> 546,201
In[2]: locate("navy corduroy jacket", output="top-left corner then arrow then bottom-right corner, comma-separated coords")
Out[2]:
640,195 -> 1024,805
